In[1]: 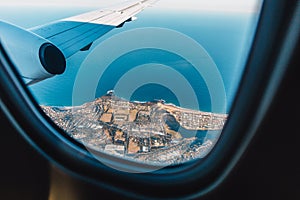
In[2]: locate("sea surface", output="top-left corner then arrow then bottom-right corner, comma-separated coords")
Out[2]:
0,6 -> 260,114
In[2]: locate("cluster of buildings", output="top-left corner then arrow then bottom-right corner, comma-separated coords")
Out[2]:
41,92 -> 227,164
173,111 -> 227,130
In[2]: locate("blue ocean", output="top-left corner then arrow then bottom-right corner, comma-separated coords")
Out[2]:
0,6 -> 260,114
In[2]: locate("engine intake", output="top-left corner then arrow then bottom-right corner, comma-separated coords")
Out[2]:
39,43 -> 66,75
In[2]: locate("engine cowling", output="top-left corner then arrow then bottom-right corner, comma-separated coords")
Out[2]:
0,21 -> 66,85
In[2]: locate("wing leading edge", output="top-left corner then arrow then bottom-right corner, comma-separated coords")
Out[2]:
30,0 -> 157,58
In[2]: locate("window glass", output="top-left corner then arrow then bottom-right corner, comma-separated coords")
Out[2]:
0,0 -> 262,170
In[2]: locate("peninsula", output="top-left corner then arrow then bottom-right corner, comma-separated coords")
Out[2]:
41,91 -> 227,165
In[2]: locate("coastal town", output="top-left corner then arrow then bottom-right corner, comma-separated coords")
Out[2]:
42,91 -> 227,164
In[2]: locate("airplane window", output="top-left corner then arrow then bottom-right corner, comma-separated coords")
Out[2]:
0,0 -> 263,172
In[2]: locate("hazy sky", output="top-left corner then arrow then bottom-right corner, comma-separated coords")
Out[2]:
0,0 -> 262,13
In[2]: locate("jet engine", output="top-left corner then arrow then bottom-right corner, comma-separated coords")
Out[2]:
0,21 -> 66,85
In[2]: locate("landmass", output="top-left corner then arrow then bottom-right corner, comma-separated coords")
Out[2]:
41,90 -> 228,165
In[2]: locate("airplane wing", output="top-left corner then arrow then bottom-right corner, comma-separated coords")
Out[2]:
30,0 -> 156,58
0,0 -> 156,85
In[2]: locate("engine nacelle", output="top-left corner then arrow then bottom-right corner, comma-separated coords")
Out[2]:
0,21 -> 66,85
